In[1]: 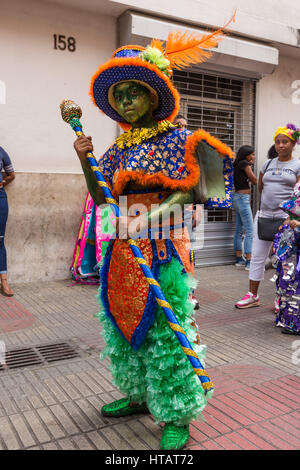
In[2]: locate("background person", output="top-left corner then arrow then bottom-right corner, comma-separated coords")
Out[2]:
174,114 -> 187,128
272,181 -> 300,335
267,144 -> 278,160
236,124 -> 300,309
265,144 -> 279,270
233,145 -> 257,270
0,146 -> 15,296
174,113 -> 200,309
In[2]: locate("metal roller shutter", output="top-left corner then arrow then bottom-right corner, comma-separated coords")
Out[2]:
173,69 -> 256,267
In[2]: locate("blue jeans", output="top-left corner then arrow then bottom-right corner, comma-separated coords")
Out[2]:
233,193 -> 253,255
0,188 -> 8,274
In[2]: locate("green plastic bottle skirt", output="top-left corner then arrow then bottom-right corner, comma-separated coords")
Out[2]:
96,257 -> 209,425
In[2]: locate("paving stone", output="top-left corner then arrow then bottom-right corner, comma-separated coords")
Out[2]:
36,408 -> 65,440
76,371 -> 105,395
0,389 -> 18,415
201,412 -> 232,434
42,442 -> 60,450
259,420 -> 300,448
100,426 -> 134,450
32,384 -> 57,407
20,383 -> 44,409
0,267 -> 299,450
74,398 -> 106,428
87,368 -> 114,392
112,422 -> 149,450
209,397 -> 254,426
22,410 -> 51,444
66,374 -> 94,397
57,438 -> 77,450
189,425 -> 208,443
225,431 -> 259,450
62,402 -> 94,433
9,414 -> 37,448
43,378 -> 69,403
132,416 -> 160,449
214,435 -> 242,450
204,404 -> 241,431
49,404 -> 81,435
0,416 -> 21,450
86,430 -> 113,450
200,440 -> 223,450
71,435 -> 95,450
55,376 -> 82,401
280,412 -> 300,431
238,428 -> 276,450
248,423 -> 295,450
216,394 -> 262,423
225,391 -> 273,419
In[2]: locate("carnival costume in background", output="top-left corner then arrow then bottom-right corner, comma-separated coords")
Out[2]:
70,193 -> 115,284
272,125 -> 300,336
69,14 -> 235,449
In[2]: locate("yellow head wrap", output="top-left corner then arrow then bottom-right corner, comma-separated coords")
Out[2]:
274,127 -> 296,142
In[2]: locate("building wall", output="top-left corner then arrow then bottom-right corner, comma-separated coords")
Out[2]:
48,0 -> 300,46
109,0 -> 300,45
1,0 -> 300,281
0,0 -> 117,283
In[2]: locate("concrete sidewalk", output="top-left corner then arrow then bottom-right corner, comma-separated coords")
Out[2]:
0,264 -> 299,451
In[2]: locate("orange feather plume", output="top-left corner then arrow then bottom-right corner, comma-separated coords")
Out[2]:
150,38 -> 165,53
165,10 -> 236,70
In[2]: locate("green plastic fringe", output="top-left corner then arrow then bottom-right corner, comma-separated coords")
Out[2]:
95,257 -> 208,425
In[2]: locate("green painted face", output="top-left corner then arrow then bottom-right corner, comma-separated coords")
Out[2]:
113,81 -> 154,127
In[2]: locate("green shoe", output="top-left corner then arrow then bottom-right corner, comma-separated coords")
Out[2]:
101,398 -> 149,417
160,424 -> 190,450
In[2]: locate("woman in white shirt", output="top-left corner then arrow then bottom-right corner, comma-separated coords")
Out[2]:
236,124 -> 300,309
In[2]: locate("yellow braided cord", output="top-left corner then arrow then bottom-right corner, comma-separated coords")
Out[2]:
168,322 -> 186,335
193,368 -> 209,378
106,198 -> 118,205
146,278 -> 160,287
182,347 -> 200,359
91,166 -> 99,172
135,258 -> 148,265
156,298 -> 173,310
201,381 -> 214,391
97,181 -> 111,189
128,239 -> 138,247
76,131 -> 84,136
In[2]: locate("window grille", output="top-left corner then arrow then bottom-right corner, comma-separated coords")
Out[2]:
173,69 -> 257,265
173,69 -> 256,223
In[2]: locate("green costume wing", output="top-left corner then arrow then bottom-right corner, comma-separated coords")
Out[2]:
193,138 -> 234,209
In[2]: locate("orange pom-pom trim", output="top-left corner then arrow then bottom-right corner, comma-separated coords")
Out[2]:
111,128 -> 234,198
185,129 -> 235,160
89,56 -> 180,126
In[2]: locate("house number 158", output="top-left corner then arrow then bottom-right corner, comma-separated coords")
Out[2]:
53,35 -> 76,52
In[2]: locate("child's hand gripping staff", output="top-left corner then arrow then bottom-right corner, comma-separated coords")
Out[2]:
60,99 -> 214,396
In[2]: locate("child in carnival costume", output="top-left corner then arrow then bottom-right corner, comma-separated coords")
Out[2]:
273,126 -> 300,336
74,17 -> 235,450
